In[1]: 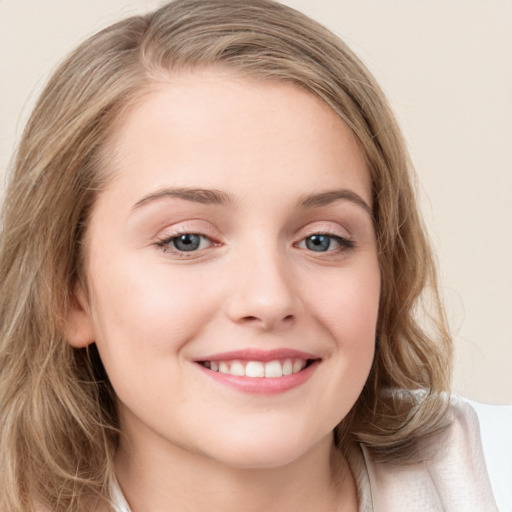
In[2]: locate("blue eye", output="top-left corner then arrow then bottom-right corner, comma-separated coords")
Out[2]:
172,234 -> 202,251
305,234 -> 333,252
158,233 -> 212,253
299,234 -> 353,253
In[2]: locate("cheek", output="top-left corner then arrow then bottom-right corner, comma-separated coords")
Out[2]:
300,264 -> 379,433
85,258 -> 222,414
305,261 -> 380,347
87,253 -> 220,357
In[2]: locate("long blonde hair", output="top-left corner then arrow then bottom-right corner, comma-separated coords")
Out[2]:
0,1 -> 452,510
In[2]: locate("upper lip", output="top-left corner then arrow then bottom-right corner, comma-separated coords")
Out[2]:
195,348 -> 321,362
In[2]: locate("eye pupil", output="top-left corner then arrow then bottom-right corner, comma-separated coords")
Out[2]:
173,234 -> 201,251
305,235 -> 331,252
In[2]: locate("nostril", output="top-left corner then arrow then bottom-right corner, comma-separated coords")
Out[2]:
238,313 -> 295,329
241,315 -> 259,322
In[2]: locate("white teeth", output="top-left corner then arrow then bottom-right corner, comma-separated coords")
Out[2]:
229,360 -> 245,376
264,360 -> 283,378
202,358 -> 310,378
245,361 -> 265,378
293,359 -> 305,373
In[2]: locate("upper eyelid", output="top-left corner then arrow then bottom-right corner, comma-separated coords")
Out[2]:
152,218 -> 354,242
158,232 -> 212,242
155,226 -> 352,242
295,222 -> 352,240
155,220 -> 220,239
152,220 -> 221,254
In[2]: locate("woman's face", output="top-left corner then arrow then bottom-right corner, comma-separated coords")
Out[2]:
68,70 -> 380,469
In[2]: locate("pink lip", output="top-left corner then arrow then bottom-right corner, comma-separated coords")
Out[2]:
194,348 -> 321,395
195,348 -> 320,363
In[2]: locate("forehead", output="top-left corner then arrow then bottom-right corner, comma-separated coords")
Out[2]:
99,69 -> 371,206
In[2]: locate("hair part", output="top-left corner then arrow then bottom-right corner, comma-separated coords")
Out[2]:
0,1 -> 452,510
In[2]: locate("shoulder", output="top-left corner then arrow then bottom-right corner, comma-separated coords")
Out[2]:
358,394 -> 502,511
460,396 -> 512,512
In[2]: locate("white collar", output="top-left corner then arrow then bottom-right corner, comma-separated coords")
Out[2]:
111,478 -> 131,512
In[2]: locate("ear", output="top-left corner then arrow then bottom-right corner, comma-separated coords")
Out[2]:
63,285 -> 96,348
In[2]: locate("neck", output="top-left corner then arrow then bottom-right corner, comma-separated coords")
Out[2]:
114,428 -> 357,512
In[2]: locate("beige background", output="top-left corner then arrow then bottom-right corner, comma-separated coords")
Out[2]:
1,1 -> 511,403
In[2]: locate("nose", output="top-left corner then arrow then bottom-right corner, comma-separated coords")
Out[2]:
224,246 -> 300,331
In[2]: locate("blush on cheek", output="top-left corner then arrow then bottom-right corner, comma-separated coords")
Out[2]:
311,289 -> 378,343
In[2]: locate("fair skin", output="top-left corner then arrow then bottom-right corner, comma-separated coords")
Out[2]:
66,70 -> 380,512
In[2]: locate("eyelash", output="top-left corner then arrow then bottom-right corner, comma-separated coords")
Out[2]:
155,233 -> 217,255
155,231 -> 355,257
295,233 -> 355,255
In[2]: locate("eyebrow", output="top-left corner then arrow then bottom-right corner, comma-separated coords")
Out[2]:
297,189 -> 372,216
132,187 -> 232,210
132,186 -> 372,216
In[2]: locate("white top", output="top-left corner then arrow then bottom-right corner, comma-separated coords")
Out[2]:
111,396 -> 511,512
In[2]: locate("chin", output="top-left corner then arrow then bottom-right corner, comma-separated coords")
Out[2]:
200,426 -> 332,470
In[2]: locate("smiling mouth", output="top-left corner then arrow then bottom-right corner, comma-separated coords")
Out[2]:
198,358 -> 316,378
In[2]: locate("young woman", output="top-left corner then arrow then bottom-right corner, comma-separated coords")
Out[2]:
0,1 -> 500,511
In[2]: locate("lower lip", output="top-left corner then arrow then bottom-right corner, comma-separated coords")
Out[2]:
195,360 -> 320,395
